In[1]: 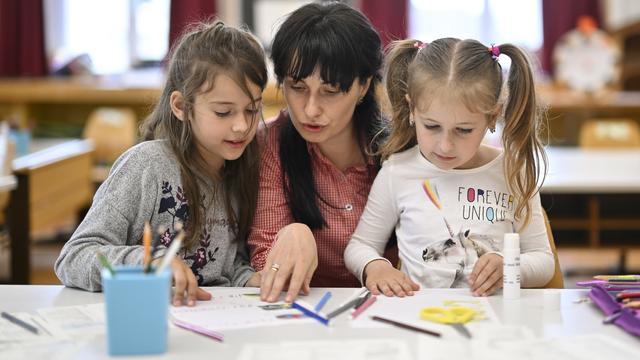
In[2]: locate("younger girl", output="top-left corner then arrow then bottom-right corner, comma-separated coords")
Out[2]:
55,20 -> 268,306
344,38 -> 554,297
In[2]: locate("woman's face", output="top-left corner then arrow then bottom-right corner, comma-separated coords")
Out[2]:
282,69 -> 370,146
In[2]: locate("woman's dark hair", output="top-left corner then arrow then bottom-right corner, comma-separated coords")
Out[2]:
271,2 -> 385,229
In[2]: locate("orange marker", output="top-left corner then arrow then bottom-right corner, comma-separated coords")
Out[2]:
143,221 -> 151,272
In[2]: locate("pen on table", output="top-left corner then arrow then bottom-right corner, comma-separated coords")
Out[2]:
594,275 -> 640,281
616,291 -> 640,301
326,295 -> 365,319
1,311 -> 39,335
371,315 -> 441,338
315,291 -> 332,312
353,290 -> 372,308
143,221 -> 152,272
97,252 -> 115,276
172,318 -> 224,341
623,300 -> 640,309
155,231 -> 184,274
291,300 -> 329,325
350,295 -> 376,320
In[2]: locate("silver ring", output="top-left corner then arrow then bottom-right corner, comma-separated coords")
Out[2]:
270,263 -> 280,272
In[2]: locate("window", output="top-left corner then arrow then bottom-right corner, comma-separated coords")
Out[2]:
45,0 -> 170,75
408,0 -> 543,52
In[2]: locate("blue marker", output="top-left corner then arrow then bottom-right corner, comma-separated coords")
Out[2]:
292,300 -> 329,326
315,291 -> 332,312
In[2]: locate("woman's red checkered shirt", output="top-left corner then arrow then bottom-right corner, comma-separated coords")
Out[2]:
248,112 -> 378,287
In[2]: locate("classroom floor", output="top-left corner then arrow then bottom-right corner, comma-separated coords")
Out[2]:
24,240 -> 640,288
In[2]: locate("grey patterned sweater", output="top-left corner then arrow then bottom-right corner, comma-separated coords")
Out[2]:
54,140 -> 255,291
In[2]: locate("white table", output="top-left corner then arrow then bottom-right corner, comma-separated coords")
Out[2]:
543,147 -> 640,194
1,286 -> 638,359
541,147 -> 640,251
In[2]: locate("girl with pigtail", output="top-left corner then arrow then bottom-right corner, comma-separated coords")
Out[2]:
345,38 -> 554,297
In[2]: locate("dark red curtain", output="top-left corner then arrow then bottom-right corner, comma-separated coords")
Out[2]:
0,0 -> 47,77
169,0 -> 217,52
360,0 -> 408,48
542,0 -> 602,75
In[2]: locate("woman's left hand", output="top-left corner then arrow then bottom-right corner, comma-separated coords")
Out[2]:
468,253 -> 503,296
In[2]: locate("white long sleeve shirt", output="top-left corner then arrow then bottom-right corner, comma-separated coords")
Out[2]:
344,146 -> 554,288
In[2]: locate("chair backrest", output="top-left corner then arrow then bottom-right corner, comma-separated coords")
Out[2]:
541,208 -> 564,288
83,107 -> 137,165
579,119 -> 640,148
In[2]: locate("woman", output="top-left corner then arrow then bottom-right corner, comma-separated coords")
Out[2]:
248,2 -> 387,302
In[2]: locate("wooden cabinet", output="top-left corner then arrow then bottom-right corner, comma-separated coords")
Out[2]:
5,140 -> 94,284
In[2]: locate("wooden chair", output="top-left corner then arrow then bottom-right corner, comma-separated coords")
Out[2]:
579,119 -> 640,148
83,107 -> 137,183
541,208 -> 564,288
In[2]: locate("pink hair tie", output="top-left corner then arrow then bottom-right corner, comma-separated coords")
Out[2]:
414,41 -> 427,51
489,44 -> 500,60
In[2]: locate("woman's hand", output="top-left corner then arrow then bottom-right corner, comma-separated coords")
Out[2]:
364,259 -> 419,297
260,223 -> 318,303
468,253 -> 503,296
168,258 -> 212,306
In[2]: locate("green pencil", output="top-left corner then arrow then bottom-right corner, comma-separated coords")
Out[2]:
97,252 -> 115,276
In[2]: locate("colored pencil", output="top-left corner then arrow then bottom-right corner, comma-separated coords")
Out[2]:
291,300 -> 329,325
143,222 -> 152,272
315,291 -> 332,312
97,252 -> 115,276
371,316 -> 441,337
350,295 -> 376,319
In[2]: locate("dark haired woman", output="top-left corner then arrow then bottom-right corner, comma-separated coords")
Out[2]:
248,2 -> 387,302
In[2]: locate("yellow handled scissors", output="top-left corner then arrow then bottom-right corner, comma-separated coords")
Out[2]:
420,306 -> 475,338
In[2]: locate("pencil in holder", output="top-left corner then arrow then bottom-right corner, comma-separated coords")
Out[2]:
102,265 -> 171,355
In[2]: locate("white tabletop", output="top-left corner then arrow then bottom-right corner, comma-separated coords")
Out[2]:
1,285 -> 638,359
543,147 -> 640,193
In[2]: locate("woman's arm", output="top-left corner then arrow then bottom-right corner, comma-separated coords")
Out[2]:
247,131 -> 319,302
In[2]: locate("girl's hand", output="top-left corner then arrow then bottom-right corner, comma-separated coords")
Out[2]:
364,259 -> 419,297
468,253 -> 503,296
168,258 -> 212,306
260,223 -> 318,303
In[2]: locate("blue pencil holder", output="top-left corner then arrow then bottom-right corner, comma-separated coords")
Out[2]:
102,265 -> 171,356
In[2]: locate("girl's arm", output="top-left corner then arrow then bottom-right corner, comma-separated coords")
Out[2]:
518,193 -> 555,287
344,163 -> 399,284
54,155 -> 159,291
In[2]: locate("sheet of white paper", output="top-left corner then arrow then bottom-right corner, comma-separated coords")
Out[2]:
350,291 -> 499,339
237,339 -> 412,360
0,340 -> 81,360
36,303 -> 105,340
417,329 -> 637,360
416,324 -> 536,359
170,288 -> 314,331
